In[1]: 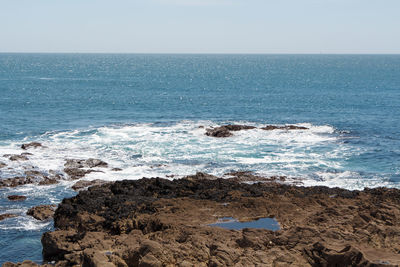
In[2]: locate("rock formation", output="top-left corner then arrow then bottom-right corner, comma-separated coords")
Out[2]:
12,174 -> 397,266
27,205 -> 57,221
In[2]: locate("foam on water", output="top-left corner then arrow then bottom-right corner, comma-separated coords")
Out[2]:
1,120 -> 394,193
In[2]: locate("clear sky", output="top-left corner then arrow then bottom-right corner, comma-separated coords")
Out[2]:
1,0 -> 399,54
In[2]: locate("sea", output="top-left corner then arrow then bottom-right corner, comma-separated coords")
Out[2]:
0,53 -> 399,264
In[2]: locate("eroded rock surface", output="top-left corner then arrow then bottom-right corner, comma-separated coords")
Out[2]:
29,175 -> 400,266
27,205 -> 57,221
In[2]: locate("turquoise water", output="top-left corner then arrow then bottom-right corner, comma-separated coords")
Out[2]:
0,54 -> 400,263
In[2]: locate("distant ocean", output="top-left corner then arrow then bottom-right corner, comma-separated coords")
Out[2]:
1,54 -> 400,263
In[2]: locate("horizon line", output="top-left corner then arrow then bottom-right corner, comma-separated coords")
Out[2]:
0,52 -> 400,56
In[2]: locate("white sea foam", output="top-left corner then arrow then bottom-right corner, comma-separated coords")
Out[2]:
0,121 -> 395,193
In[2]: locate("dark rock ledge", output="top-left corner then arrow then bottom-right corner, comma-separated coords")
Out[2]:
4,172 -> 400,266
205,124 -> 309,137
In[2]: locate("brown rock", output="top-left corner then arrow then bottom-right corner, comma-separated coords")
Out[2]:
0,213 -> 18,221
21,142 -> 43,150
7,195 -> 27,201
27,205 -> 57,221
34,176 -> 400,266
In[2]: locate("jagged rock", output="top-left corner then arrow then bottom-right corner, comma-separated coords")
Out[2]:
7,195 -> 27,201
71,179 -> 108,191
35,176 -> 400,266
27,205 -> 57,221
205,125 -> 256,138
0,213 -> 18,221
21,142 -> 43,150
261,125 -> 309,130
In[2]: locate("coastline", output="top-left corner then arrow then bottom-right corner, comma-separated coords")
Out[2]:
4,173 -> 400,266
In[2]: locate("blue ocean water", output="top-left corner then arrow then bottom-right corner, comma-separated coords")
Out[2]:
0,54 -> 400,263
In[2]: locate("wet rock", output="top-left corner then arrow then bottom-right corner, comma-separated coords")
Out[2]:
225,171 -> 286,183
71,179 -> 108,191
111,168 -> 122,171
27,205 -> 57,221
261,125 -> 309,130
64,168 -> 97,180
64,158 -> 108,169
205,125 -> 256,138
0,176 -> 34,188
8,154 -> 29,161
0,213 -> 18,221
38,179 -> 59,186
0,162 -> 7,168
85,158 -> 108,168
21,142 -> 43,150
7,195 -> 27,201
36,176 -> 400,266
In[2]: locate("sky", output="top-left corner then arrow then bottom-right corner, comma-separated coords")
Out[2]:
0,0 -> 399,54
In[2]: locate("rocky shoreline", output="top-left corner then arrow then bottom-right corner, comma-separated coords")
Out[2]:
3,172 -> 400,266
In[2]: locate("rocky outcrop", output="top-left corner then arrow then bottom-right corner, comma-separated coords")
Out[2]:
30,175 -> 400,266
27,205 -> 57,221
5,154 -> 29,161
261,125 -> 309,130
63,158 -> 108,180
71,179 -> 109,191
7,195 -> 27,201
21,142 -> 43,150
204,124 -> 308,137
64,158 -> 108,169
0,213 -> 18,221
205,125 -> 256,137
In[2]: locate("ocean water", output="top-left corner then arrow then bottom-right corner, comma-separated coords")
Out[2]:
0,53 -> 400,263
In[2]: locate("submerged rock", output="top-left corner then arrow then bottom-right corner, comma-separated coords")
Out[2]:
7,195 -> 27,201
21,142 -> 43,150
33,176 -> 400,266
27,205 -> 57,221
0,213 -> 18,221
